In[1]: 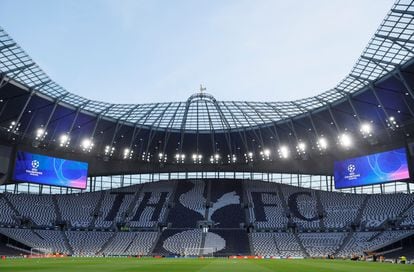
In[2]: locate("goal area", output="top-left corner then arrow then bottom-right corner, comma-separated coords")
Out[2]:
30,248 -> 53,257
183,247 -> 216,257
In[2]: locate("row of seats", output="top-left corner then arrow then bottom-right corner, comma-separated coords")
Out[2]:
0,228 -> 158,256
298,232 -> 346,257
1,179 -> 413,232
178,180 -> 206,217
361,194 -> 414,228
58,192 -> 101,227
337,230 -> 414,257
101,231 -> 158,255
6,193 -> 56,226
126,181 -> 173,227
250,232 -> 305,257
245,180 -> 288,229
0,195 -> 16,225
0,228 -> 69,254
319,191 -> 366,229
250,230 -> 414,257
1,226 -> 413,257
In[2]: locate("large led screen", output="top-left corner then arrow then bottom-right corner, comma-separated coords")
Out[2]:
334,148 -> 410,189
13,151 -> 88,189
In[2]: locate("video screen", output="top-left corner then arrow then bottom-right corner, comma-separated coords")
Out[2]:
334,147 -> 410,189
13,151 -> 88,189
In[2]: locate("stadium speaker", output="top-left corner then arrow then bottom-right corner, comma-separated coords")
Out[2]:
32,140 -> 40,148
407,141 -> 414,157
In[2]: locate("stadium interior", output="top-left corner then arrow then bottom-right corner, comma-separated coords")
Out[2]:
0,0 -> 414,268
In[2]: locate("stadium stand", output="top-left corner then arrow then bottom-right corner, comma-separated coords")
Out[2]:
57,192 -> 101,228
0,195 -> 17,225
209,180 -> 244,228
1,1 -> 414,263
0,228 -> 69,254
101,231 -> 158,256
319,191 -> 366,229
245,180 -> 288,229
0,179 -> 413,257
6,193 -> 56,226
127,181 -> 173,228
209,229 -> 250,256
166,181 -> 205,228
361,194 -> 414,228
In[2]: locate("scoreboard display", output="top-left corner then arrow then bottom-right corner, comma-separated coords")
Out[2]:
13,151 -> 88,189
334,147 -> 410,189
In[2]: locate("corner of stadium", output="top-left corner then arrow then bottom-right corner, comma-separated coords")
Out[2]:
0,1 -> 414,271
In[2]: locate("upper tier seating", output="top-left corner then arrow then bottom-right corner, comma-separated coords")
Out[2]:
127,181 -> 173,228
209,180 -> 244,228
6,193 -> 56,226
400,203 -> 414,226
319,191 -> 366,229
178,180 -> 206,217
0,195 -> 16,225
361,194 -> 414,228
0,179 -> 413,257
57,192 -> 101,228
245,180 -> 288,229
280,185 -> 320,229
166,181 -> 204,228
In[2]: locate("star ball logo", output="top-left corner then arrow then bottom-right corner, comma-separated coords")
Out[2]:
345,163 -> 360,181
26,159 -> 43,177
347,164 -> 356,174
31,160 -> 40,169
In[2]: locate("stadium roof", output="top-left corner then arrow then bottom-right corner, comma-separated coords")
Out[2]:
0,1 -> 413,133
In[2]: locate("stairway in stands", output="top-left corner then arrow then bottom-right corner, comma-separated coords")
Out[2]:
199,231 -> 207,255
334,230 -> 353,256
151,229 -> 180,255
293,232 -> 310,257
147,232 -> 162,255
89,191 -> 105,227
276,184 -> 292,225
160,181 -> 178,224
97,232 -> 117,255
1,194 -> 20,217
52,195 -> 62,222
354,195 -> 370,226
62,231 -> 74,255
315,191 -> 325,229
241,180 -> 253,227
396,199 -> 414,225
204,179 -> 211,219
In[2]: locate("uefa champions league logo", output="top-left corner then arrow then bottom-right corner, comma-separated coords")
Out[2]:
347,164 -> 356,174
26,159 -> 42,177
31,160 -> 40,169
345,163 -> 359,181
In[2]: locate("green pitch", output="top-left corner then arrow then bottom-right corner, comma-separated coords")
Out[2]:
1,257 -> 412,272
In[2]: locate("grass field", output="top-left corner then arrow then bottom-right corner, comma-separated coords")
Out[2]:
0,257 -> 412,272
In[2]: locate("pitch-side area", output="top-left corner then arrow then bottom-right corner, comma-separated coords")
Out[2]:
1,257 -> 413,272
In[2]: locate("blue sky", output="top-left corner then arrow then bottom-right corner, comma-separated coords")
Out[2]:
0,0 -> 393,103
